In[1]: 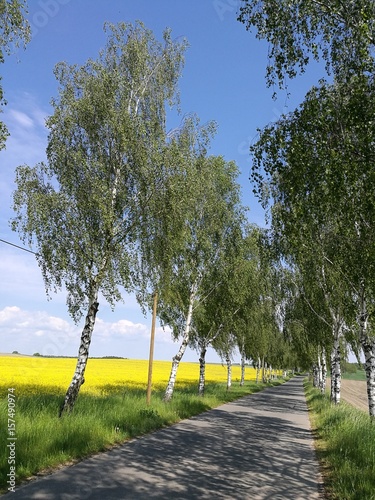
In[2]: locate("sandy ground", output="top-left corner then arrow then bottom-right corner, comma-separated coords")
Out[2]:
326,378 -> 368,412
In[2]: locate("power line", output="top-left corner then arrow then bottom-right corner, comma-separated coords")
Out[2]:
0,238 -> 36,255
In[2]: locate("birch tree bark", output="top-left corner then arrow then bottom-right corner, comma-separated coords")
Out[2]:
317,350 -> 322,390
320,346 -> 327,394
256,356 -> 261,383
312,363 -> 319,388
226,353 -> 232,390
59,287 -> 99,416
330,318 -> 342,405
358,289 -> 375,419
164,288 -> 195,402
198,344 -> 207,396
261,356 -> 266,383
362,337 -> 375,419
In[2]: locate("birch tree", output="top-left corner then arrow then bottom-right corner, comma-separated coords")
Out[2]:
190,302 -> 227,396
189,226 -> 255,394
230,229 -> 262,386
132,115 -> 214,401
249,77 -> 375,407
283,271 -> 331,389
160,151 -> 244,401
11,21 -> 187,415
133,115 -> 216,314
239,2 -> 375,409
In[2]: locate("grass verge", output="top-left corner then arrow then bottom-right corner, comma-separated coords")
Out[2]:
304,380 -> 375,500
0,379 -> 285,492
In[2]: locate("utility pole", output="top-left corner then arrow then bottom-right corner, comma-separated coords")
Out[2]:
146,292 -> 158,405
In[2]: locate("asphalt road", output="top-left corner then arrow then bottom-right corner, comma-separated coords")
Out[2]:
5,376 -> 324,499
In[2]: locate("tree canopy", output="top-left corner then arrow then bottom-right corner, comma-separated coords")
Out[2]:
238,0 -> 375,87
0,0 -> 30,149
11,21 -> 188,413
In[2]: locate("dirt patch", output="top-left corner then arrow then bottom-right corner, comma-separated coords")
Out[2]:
327,378 -> 368,412
340,379 -> 368,412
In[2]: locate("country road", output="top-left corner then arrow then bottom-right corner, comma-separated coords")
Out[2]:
4,376 -> 323,499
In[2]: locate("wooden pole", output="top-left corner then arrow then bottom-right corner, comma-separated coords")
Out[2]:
261,355 -> 265,383
146,291 -> 158,405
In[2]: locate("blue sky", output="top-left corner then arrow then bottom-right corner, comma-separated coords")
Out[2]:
0,0 -> 323,363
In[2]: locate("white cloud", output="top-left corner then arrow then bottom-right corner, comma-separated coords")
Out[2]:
1,92 -> 49,190
0,305 -> 21,322
90,317 -> 173,343
0,305 -> 174,358
8,109 -> 34,129
0,306 -> 75,336
155,325 -> 175,344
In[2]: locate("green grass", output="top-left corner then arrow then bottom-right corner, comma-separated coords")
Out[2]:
0,379 -> 285,492
341,369 -> 367,381
305,380 -> 375,500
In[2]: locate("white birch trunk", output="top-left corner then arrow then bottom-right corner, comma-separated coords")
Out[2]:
362,338 -> 375,419
226,353 -> 232,390
163,288 -> 195,402
256,357 -> 261,384
321,346 -> 327,394
198,345 -> 207,396
330,320 -> 342,405
317,350 -> 322,390
358,290 -> 375,419
59,288 -> 99,416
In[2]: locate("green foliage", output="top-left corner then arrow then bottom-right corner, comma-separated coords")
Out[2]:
238,0 -> 375,88
341,365 -> 367,381
251,75 -> 375,362
11,21 -> 188,323
305,380 -> 375,499
341,360 -> 360,374
11,21 -> 190,414
0,0 -> 30,149
134,114 -> 218,314
154,133 -> 246,341
189,224 -> 257,360
239,0 -> 375,376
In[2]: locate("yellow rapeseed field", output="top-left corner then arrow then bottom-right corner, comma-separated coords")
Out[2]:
0,355 -> 257,397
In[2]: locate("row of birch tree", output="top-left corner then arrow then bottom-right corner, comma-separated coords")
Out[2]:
10,20 -> 289,415
239,0 -> 375,418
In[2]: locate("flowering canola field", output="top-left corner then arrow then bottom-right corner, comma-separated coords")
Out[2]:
0,356 -> 257,397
